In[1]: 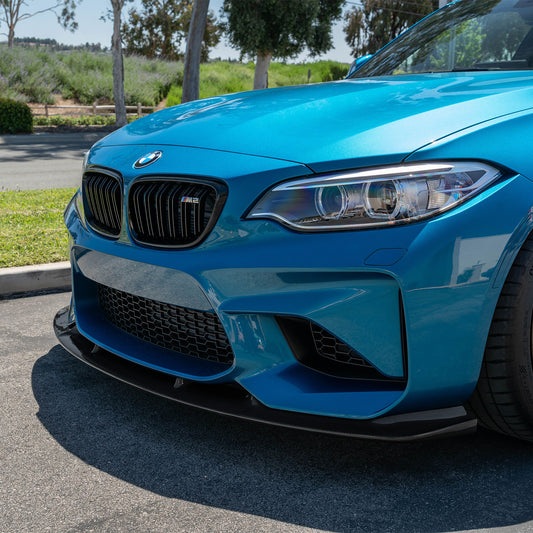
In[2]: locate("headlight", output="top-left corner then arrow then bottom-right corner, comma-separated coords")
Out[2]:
246,162 -> 501,231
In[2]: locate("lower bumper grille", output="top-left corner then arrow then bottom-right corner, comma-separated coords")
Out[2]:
310,323 -> 375,370
276,316 -> 405,382
97,284 -> 234,366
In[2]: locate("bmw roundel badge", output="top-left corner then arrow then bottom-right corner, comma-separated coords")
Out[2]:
133,151 -> 163,169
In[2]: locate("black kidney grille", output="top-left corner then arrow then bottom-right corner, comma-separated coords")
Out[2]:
83,172 -> 122,236
97,284 -> 234,366
128,180 -> 219,247
310,323 -> 374,370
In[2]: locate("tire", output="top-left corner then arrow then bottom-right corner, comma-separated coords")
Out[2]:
468,232 -> 533,440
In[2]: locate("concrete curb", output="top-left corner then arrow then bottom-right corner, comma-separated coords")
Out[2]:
0,262 -> 71,297
0,131 -> 111,145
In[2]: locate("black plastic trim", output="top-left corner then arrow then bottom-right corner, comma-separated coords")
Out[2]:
398,289 -> 409,379
54,306 -> 477,441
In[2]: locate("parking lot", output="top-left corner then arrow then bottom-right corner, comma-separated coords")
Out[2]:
1,290 -> 533,533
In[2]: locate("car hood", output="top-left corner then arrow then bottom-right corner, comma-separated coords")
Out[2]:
96,72 -> 533,173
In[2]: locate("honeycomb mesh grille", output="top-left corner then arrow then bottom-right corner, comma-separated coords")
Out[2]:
310,323 -> 374,369
83,172 -> 122,236
97,284 -> 234,366
128,180 -> 219,247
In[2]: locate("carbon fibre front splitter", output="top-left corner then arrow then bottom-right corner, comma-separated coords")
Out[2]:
53,306 -> 477,441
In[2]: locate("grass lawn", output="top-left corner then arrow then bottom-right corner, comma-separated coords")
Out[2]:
0,188 -> 76,268
166,60 -> 348,105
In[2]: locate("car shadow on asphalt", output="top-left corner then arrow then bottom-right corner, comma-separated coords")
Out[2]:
33,345 -> 533,533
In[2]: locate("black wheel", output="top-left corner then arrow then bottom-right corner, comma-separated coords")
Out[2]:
468,233 -> 533,440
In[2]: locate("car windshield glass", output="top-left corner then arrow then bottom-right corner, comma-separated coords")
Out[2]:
352,0 -> 533,77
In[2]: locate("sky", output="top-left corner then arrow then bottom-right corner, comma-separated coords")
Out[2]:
4,0 -> 354,63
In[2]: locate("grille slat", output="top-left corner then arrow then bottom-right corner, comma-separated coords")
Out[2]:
110,180 -> 121,230
144,183 -> 157,239
132,185 -> 145,236
128,179 -> 220,247
167,186 -> 180,239
91,177 -> 103,225
83,172 -> 123,237
97,284 -> 234,366
102,179 -> 114,229
96,176 -> 110,229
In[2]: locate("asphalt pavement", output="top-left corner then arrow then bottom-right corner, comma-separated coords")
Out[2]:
0,132 -> 109,190
3,291 -> 533,533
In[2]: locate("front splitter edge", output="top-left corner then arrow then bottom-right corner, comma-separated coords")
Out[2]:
53,306 -> 477,441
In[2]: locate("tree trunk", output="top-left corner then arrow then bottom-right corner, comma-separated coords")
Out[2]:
111,0 -> 127,128
2,0 -> 15,48
182,0 -> 210,103
7,25 -> 14,48
253,52 -> 272,90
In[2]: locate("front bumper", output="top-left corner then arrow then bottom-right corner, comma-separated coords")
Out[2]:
58,143 -> 533,437
54,305 -> 476,441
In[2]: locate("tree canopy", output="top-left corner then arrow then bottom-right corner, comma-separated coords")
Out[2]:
344,0 -> 439,57
223,0 -> 343,61
0,0 -> 78,48
222,0 -> 343,89
122,0 -> 220,61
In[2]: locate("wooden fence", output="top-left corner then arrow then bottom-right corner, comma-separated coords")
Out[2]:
31,103 -> 157,117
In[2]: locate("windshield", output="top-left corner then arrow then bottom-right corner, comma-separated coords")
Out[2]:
352,0 -> 533,77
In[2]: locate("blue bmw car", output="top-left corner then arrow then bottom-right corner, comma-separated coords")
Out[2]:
55,0 -> 533,441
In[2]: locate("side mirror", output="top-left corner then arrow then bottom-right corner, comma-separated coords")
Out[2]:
346,54 -> 373,78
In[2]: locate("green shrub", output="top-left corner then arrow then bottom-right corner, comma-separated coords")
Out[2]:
0,98 -> 33,134
321,64 -> 349,82
33,114 -> 140,127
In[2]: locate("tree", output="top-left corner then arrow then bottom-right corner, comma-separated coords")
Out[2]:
110,0 -> 130,127
344,0 -> 438,57
121,0 -> 220,61
182,0 -> 209,103
122,0 -> 184,59
223,0 -> 344,90
0,0 -> 77,48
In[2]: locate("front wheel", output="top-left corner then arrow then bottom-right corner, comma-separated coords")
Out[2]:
469,233 -> 533,440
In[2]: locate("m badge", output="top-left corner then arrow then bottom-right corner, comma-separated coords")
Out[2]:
181,197 -> 200,204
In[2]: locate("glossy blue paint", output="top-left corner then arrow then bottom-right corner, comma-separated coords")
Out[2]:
94,72 -> 533,173
346,54 -> 373,78
60,0 -> 533,424
355,54 -> 373,71
407,109 -> 533,181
